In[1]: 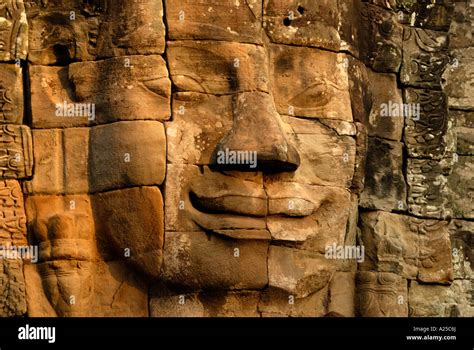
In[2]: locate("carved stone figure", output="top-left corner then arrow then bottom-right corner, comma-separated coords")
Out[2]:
0,180 -> 27,316
0,0 -> 28,61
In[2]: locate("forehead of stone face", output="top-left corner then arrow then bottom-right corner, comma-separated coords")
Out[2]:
165,0 -> 263,43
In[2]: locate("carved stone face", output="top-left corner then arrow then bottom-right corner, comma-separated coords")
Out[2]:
158,2 -> 362,312
4,0 -> 469,318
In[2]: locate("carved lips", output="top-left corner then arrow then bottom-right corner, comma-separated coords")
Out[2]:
187,176 -> 316,236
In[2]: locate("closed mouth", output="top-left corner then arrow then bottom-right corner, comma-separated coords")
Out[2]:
187,177 -> 317,238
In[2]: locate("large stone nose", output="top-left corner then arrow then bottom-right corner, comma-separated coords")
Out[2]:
211,92 -> 300,172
